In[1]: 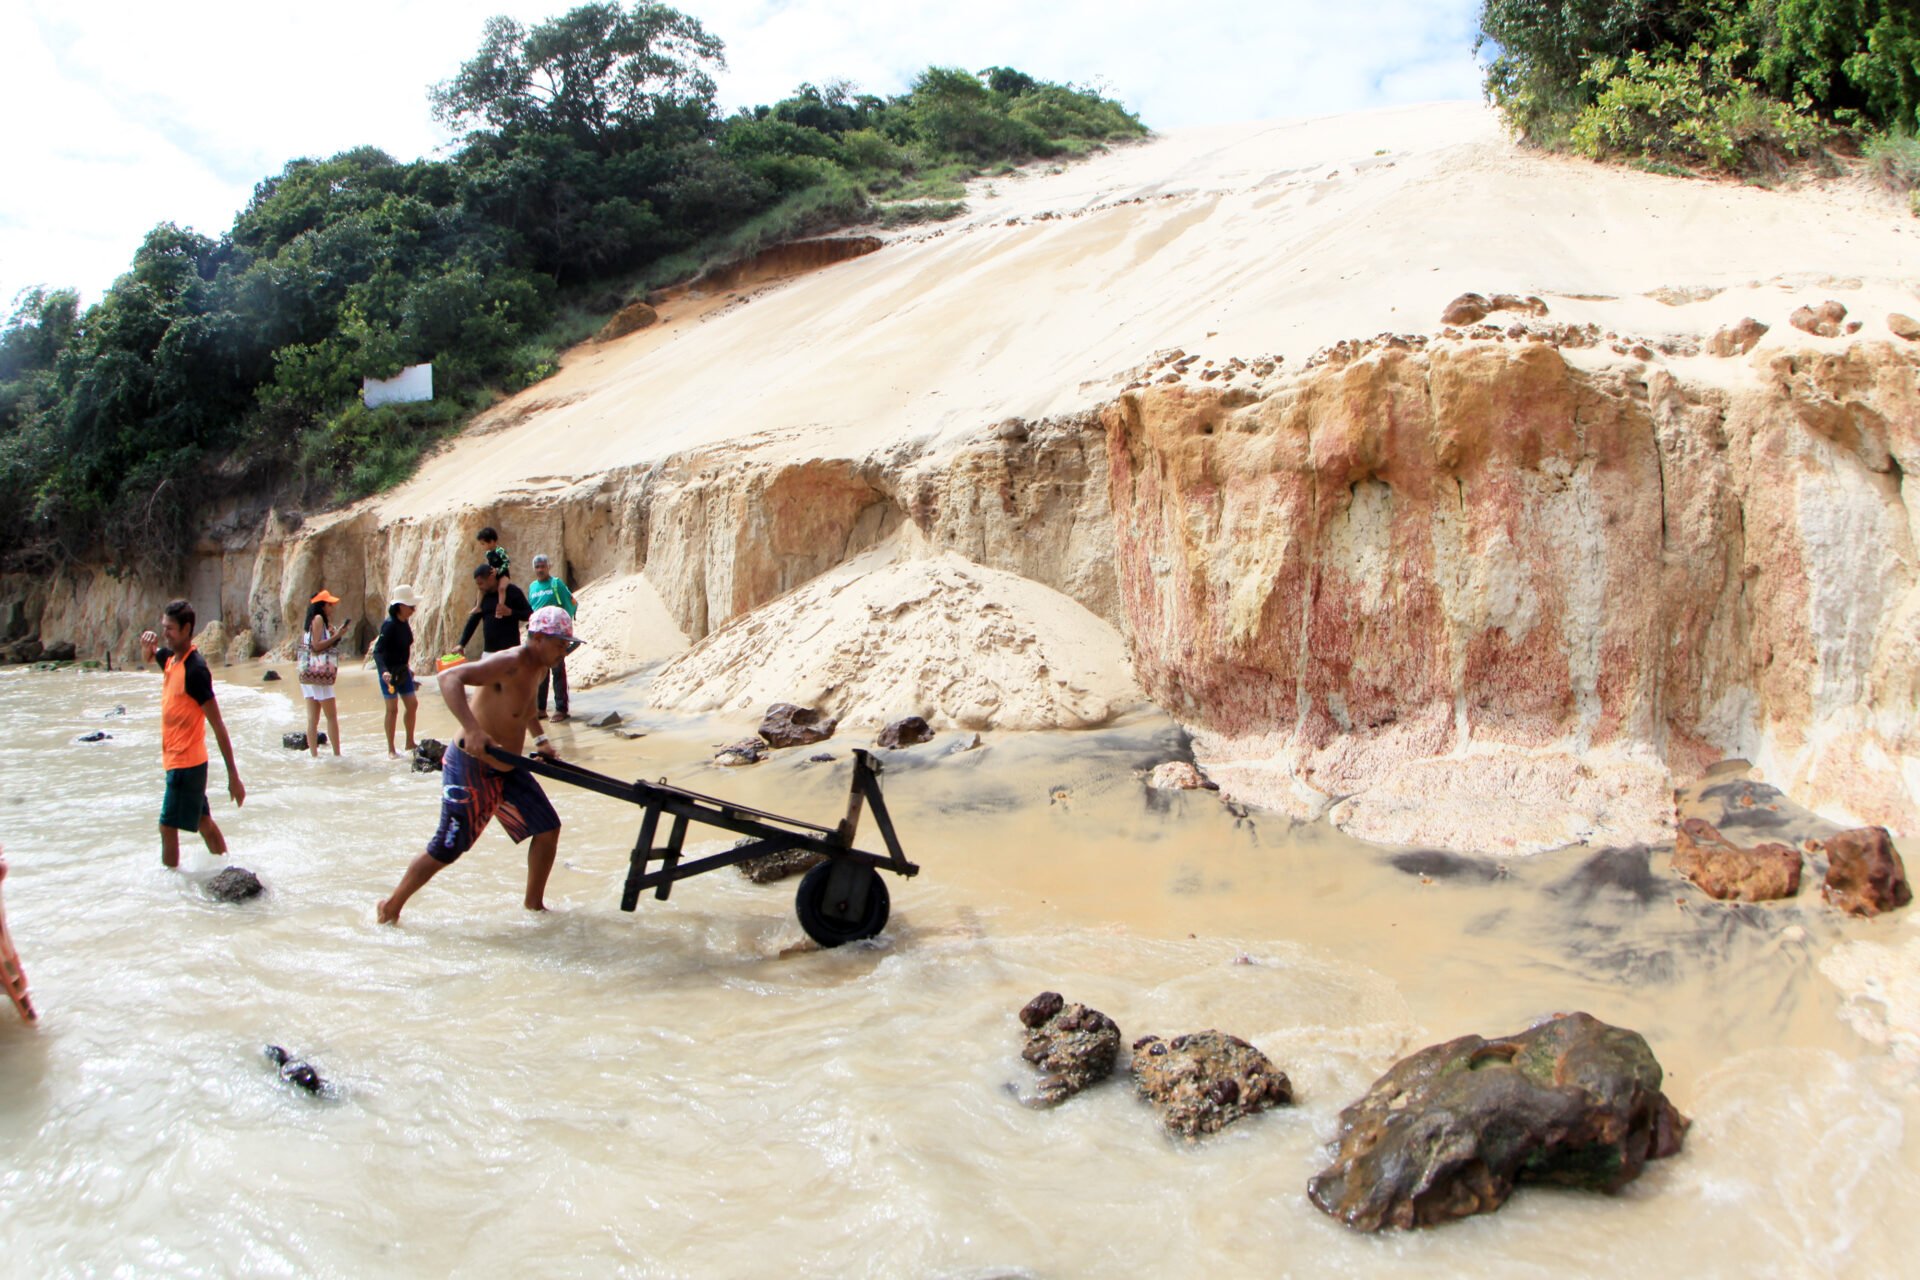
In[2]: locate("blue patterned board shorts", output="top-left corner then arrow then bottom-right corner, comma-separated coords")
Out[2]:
425,745 -> 560,864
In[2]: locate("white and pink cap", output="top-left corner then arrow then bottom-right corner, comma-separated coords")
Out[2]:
528,606 -> 579,644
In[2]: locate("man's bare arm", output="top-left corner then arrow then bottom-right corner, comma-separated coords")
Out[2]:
204,699 -> 246,807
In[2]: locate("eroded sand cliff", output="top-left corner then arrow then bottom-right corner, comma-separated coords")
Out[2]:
10,101 -> 1918,852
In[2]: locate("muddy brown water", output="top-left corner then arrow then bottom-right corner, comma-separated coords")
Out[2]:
1,665 -> 1915,1276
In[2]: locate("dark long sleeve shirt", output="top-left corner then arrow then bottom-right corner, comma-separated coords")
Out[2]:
458,584 -> 532,653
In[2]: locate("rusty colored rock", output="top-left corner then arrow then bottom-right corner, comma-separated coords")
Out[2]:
1821,826 -> 1912,917
1889,313 -> 1920,342
1489,293 -> 1549,316
596,301 -> 658,341
1018,992 -> 1122,1108
1706,317 -> 1768,356
1672,818 -> 1801,901
1789,300 -> 1848,337
758,702 -> 837,749
1440,293 -> 1490,325
1307,1012 -> 1688,1232
1131,1030 -> 1292,1137
876,716 -> 933,749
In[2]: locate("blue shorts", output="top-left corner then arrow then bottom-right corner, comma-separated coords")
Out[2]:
425,745 -> 561,864
378,666 -> 418,700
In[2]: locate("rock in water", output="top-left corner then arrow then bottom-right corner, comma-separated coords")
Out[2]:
876,716 -> 933,749
758,702 -> 837,749
1131,1030 -> 1292,1137
282,732 -> 330,750
1672,818 -> 1801,901
585,710 -> 624,729
40,641 -> 76,662
1822,827 -> 1911,917
1306,1012 -> 1689,1232
713,738 -> 766,767
264,1045 -> 326,1095
1017,992 -> 1121,1108
734,836 -> 827,884
412,739 -> 447,773
206,867 -> 264,903
76,731 -> 112,744
261,670 -> 282,682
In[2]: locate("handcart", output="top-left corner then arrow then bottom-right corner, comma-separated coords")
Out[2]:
491,746 -> 918,947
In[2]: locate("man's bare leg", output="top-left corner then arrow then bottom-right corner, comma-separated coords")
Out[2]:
524,829 -> 559,911
378,852 -> 446,924
159,825 -> 181,869
199,814 -> 226,857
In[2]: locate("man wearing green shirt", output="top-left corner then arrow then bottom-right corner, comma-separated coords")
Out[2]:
527,553 -> 577,720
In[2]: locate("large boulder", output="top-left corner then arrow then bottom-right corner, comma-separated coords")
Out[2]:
1131,1030 -> 1292,1138
759,702 -> 837,749
225,629 -> 259,664
1017,992 -> 1122,1108
1307,1012 -> 1689,1232
1821,826 -> 1911,917
876,716 -> 933,750
1672,817 -> 1801,901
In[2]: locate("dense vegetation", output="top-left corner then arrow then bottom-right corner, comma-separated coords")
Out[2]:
1478,1 -> 1920,181
0,3 -> 1143,572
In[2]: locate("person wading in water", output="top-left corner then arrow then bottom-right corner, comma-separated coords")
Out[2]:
140,599 -> 245,868
377,606 -> 581,923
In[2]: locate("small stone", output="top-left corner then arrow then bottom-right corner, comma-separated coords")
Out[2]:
1790,301 -> 1847,338
283,732 -> 329,750
1018,992 -> 1121,1108
1888,313 -> 1920,341
758,702 -> 837,749
105,704 -> 127,718
261,670 -> 282,682
412,739 -> 447,773
1148,761 -> 1217,791
1706,317 -> 1769,356
206,867 -> 264,903
265,1045 -> 326,1095
1440,293 -> 1490,325
806,751 -> 836,763
714,738 -> 766,766
876,716 -> 933,749
585,711 -> 623,729
1131,1030 -> 1291,1137
1821,826 -> 1911,917
76,731 -> 111,743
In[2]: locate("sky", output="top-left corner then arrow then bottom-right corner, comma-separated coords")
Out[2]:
0,0 -> 1485,310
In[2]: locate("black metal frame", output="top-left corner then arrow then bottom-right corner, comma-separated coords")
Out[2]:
489,746 -> 919,911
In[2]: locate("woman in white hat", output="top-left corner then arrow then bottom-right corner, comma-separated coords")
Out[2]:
373,585 -> 423,759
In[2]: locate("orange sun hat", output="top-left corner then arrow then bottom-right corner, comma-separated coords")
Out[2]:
310,589 -> 341,604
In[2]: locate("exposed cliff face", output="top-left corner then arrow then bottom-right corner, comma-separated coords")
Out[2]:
1103,340 -> 1920,848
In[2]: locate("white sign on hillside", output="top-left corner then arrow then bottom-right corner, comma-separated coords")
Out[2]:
362,362 -> 433,408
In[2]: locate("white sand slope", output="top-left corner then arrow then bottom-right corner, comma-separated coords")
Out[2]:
646,547 -> 1141,729
372,100 -> 1920,519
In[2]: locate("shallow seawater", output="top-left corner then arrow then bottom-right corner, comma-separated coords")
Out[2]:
1,665 -> 1916,1278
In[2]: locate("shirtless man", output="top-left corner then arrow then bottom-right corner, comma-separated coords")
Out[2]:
378,606 -> 581,923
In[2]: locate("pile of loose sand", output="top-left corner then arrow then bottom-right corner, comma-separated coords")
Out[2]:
564,572 -> 688,687
646,548 -> 1141,730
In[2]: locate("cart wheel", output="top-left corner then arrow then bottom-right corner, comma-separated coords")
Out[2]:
795,860 -> 890,947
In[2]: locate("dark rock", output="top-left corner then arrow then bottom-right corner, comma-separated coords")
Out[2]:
40,641 -> 76,662
806,752 -> 836,763
1306,1012 -> 1689,1232
206,867 -> 264,903
105,704 -> 127,718
261,670 -> 282,682
1822,826 -> 1911,917
412,739 -> 447,773
1018,992 -> 1122,1108
1672,818 -> 1801,901
1706,318 -> 1769,357
876,716 -> 934,749
282,732 -> 329,750
1131,1030 -> 1292,1137
1440,293 -> 1490,325
585,710 -> 623,729
759,702 -> 838,749
713,738 -> 765,766
265,1045 -> 326,1095
76,731 -> 111,743
735,836 -> 828,884
595,300 -> 658,341
2,639 -> 44,665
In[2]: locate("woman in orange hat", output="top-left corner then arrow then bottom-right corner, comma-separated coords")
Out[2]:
298,589 -> 349,757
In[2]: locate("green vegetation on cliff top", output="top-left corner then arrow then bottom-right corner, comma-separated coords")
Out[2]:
0,2 -> 1143,572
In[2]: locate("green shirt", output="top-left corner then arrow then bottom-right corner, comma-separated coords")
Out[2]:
527,574 -> 576,617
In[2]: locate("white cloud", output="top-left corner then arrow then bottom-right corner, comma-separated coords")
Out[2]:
0,0 -> 1482,309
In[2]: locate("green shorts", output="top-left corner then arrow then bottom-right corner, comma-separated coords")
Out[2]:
160,764 -> 210,831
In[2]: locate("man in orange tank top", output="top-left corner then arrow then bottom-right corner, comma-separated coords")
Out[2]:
139,599 -> 246,869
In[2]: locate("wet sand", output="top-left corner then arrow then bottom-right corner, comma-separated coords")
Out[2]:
0,664 -> 1915,1276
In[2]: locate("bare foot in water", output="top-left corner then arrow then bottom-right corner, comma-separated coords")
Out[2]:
377,899 -> 400,924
